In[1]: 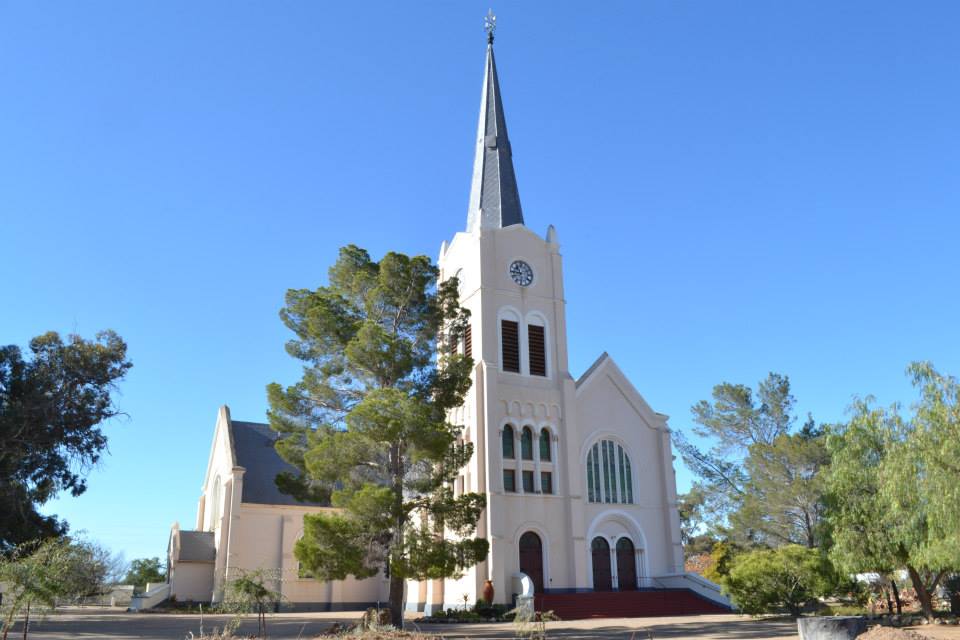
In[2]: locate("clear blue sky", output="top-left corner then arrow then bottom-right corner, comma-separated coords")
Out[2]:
2,1 -> 959,562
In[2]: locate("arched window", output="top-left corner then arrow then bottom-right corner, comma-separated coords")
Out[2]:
521,427 -> 534,460
586,440 -> 634,504
502,425 -> 515,459
539,428 -> 552,462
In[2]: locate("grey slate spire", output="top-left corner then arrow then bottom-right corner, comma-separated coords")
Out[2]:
466,20 -> 524,232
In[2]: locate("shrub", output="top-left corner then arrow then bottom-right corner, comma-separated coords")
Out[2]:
703,541 -> 738,584
723,544 -> 835,617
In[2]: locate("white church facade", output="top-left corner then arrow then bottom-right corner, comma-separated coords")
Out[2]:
166,27 -> 730,616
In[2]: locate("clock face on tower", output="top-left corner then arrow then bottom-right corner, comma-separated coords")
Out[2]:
509,260 -> 534,286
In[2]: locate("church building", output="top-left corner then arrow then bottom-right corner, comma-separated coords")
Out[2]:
166,22 -> 730,617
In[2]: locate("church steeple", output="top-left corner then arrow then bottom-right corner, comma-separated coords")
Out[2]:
466,12 -> 524,233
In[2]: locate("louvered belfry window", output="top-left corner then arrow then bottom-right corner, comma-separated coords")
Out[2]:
528,324 -> 546,376
501,320 -> 520,372
464,324 -> 472,359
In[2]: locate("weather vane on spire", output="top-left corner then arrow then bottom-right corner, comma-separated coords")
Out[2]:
484,9 -> 496,44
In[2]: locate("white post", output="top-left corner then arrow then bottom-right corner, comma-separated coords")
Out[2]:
609,538 -> 619,590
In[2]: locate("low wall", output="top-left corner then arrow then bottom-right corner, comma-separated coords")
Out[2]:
656,573 -> 733,608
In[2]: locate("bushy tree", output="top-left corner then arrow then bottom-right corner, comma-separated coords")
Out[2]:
0,331 -> 132,548
723,545 -> 835,617
731,421 -> 830,548
826,362 -> 960,620
224,569 -> 283,638
267,246 -> 487,628
703,540 -> 739,584
673,373 -> 830,548
123,557 -> 165,593
0,538 -> 111,640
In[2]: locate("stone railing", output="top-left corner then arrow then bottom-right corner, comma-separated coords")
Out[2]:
129,582 -> 171,611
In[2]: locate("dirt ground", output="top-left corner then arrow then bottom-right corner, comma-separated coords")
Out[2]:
9,608 -> 960,640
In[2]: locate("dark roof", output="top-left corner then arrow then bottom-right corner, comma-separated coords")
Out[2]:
228,420 -> 327,507
466,42 -> 524,232
177,531 -> 215,563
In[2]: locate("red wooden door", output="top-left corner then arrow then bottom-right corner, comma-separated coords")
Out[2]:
519,532 -> 544,593
591,537 -> 612,591
616,538 -> 637,590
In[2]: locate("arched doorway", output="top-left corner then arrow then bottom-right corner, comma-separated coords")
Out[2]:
616,538 -> 637,590
518,532 -> 544,593
591,537 -> 612,591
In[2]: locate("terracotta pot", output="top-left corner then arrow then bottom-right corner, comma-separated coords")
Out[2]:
482,579 -> 495,604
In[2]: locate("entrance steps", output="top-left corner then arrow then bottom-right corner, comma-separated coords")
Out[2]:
534,588 -> 731,620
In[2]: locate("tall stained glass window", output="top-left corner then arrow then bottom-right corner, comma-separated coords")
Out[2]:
585,440 -> 634,504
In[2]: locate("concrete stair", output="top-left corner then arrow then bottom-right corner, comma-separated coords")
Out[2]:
534,589 -> 731,620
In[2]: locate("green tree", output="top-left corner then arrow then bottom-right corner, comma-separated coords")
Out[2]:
0,538 -> 110,640
677,487 -> 717,558
224,569 -> 283,638
826,363 -> 960,620
723,545 -> 835,617
672,374 -> 795,532
673,373 -> 830,548
267,246 -> 487,628
0,331 -> 132,548
731,421 -> 830,548
703,540 -> 740,584
123,557 -> 166,593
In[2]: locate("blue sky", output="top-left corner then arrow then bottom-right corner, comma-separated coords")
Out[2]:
2,1 -> 959,562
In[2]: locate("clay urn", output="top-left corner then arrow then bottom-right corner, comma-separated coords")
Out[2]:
482,579 -> 495,604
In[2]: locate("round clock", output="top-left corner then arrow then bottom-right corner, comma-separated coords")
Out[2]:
509,260 -> 533,286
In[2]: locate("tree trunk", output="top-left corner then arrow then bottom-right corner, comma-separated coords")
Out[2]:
891,579 -> 902,616
804,511 -> 816,548
884,586 -> 894,615
2,608 -> 12,640
21,602 -> 29,640
388,573 -> 405,629
906,565 -> 938,621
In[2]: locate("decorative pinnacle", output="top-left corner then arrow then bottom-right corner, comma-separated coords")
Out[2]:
484,9 -> 496,44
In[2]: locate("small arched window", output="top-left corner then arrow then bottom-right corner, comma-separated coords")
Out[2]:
502,425 -> 515,459
586,440 -> 634,504
521,427 -> 534,460
539,428 -> 552,462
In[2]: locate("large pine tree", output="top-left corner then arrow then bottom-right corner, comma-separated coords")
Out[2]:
267,245 -> 487,627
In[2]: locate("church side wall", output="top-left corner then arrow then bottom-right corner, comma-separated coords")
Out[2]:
231,504 -> 386,609
170,562 -> 215,603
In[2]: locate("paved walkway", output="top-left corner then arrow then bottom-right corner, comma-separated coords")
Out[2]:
7,609 -> 802,640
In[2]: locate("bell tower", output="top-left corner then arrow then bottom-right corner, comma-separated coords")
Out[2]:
435,13 -> 580,608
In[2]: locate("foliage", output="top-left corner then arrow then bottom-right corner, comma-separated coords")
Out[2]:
723,544 -> 836,617
267,246 -> 487,628
124,557 -> 166,593
424,601 -> 511,622
222,569 -> 283,638
0,331 -> 132,548
0,537 -> 114,640
731,421 -> 830,548
678,486 -> 717,557
825,362 -> 960,620
673,373 -> 831,549
509,602 -> 558,640
671,374 -> 793,529
702,541 -> 739,584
